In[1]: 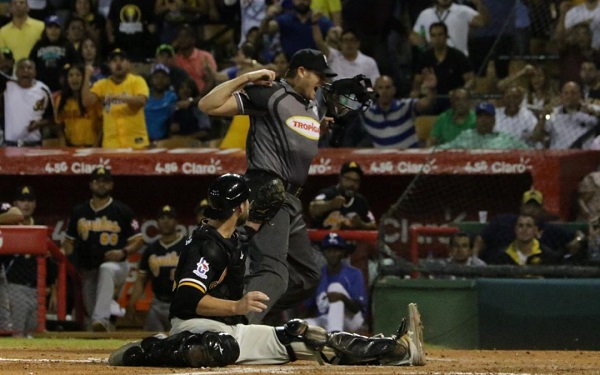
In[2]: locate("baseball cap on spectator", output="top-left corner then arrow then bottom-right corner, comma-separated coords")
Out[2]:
475,102 -> 496,116
321,233 -> 347,250
157,204 -> 177,218
44,15 -> 62,27
289,49 -> 337,78
340,161 -> 363,177
156,44 -> 175,57
91,166 -> 113,181
108,48 -> 128,61
522,189 -> 543,205
151,63 -> 170,75
195,198 -> 209,215
0,47 -> 13,60
15,185 -> 36,201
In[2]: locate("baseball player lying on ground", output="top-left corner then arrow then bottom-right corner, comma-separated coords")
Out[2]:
108,173 -> 425,367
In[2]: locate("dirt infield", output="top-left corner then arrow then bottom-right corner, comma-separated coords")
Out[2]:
1,345 -> 599,375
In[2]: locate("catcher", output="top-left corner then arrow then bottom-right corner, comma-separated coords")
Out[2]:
109,174 -> 425,368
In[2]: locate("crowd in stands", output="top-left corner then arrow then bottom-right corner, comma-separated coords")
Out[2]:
1,0 -> 600,149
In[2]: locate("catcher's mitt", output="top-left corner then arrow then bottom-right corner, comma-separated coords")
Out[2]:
249,178 -> 286,223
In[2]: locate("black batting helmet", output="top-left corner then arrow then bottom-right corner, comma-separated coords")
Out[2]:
204,173 -> 250,220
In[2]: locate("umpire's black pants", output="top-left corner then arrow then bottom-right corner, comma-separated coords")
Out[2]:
244,191 -> 320,324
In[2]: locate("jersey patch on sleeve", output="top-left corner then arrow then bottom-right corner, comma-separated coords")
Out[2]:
193,257 -> 210,279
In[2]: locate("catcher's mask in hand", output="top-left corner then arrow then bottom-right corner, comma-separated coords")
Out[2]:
322,74 -> 378,118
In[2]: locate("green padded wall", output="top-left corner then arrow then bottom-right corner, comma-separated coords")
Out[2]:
478,278 -> 600,350
372,277 -> 600,350
372,277 -> 479,349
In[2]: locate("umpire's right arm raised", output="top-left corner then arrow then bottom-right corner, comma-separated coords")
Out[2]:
198,69 -> 277,117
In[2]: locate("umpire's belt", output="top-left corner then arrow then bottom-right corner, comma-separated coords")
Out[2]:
245,170 -> 303,197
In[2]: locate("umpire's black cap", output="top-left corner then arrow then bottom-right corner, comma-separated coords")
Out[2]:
91,166 -> 113,181
204,174 -> 250,220
289,49 -> 337,78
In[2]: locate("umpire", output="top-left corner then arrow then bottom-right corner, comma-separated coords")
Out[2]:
199,48 -> 337,323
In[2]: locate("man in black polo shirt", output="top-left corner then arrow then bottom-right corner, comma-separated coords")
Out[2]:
199,48 -> 336,324
412,22 -> 475,114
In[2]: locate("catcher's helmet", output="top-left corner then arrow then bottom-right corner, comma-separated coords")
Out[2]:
204,173 -> 250,220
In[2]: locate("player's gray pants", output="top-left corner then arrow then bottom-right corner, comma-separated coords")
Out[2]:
7,283 -> 37,336
170,317 -> 317,364
245,192 -> 320,324
144,299 -> 171,332
82,261 -> 129,326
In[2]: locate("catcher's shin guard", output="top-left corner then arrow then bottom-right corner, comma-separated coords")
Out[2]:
108,331 -> 240,367
277,304 -> 426,367
181,331 -> 240,367
325,330 -> 410,365
277,318 -> 410,365
325,303 -> 425,366
274,319 -> 329,361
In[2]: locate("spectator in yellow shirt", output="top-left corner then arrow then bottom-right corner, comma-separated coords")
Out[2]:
0,0 -> 44,61
55,64 -> 102,147
82,48 -> 150,149
311,0 -> 341,26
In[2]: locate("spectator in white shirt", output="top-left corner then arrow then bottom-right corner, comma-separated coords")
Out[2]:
410,0 -> 489,56
495,86 -> 539,147
533,81 -> 600,149
560,0 -> 600,49
312,15 -> 380,82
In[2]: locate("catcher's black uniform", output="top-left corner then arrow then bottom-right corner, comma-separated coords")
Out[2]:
170,224 -> 247,325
